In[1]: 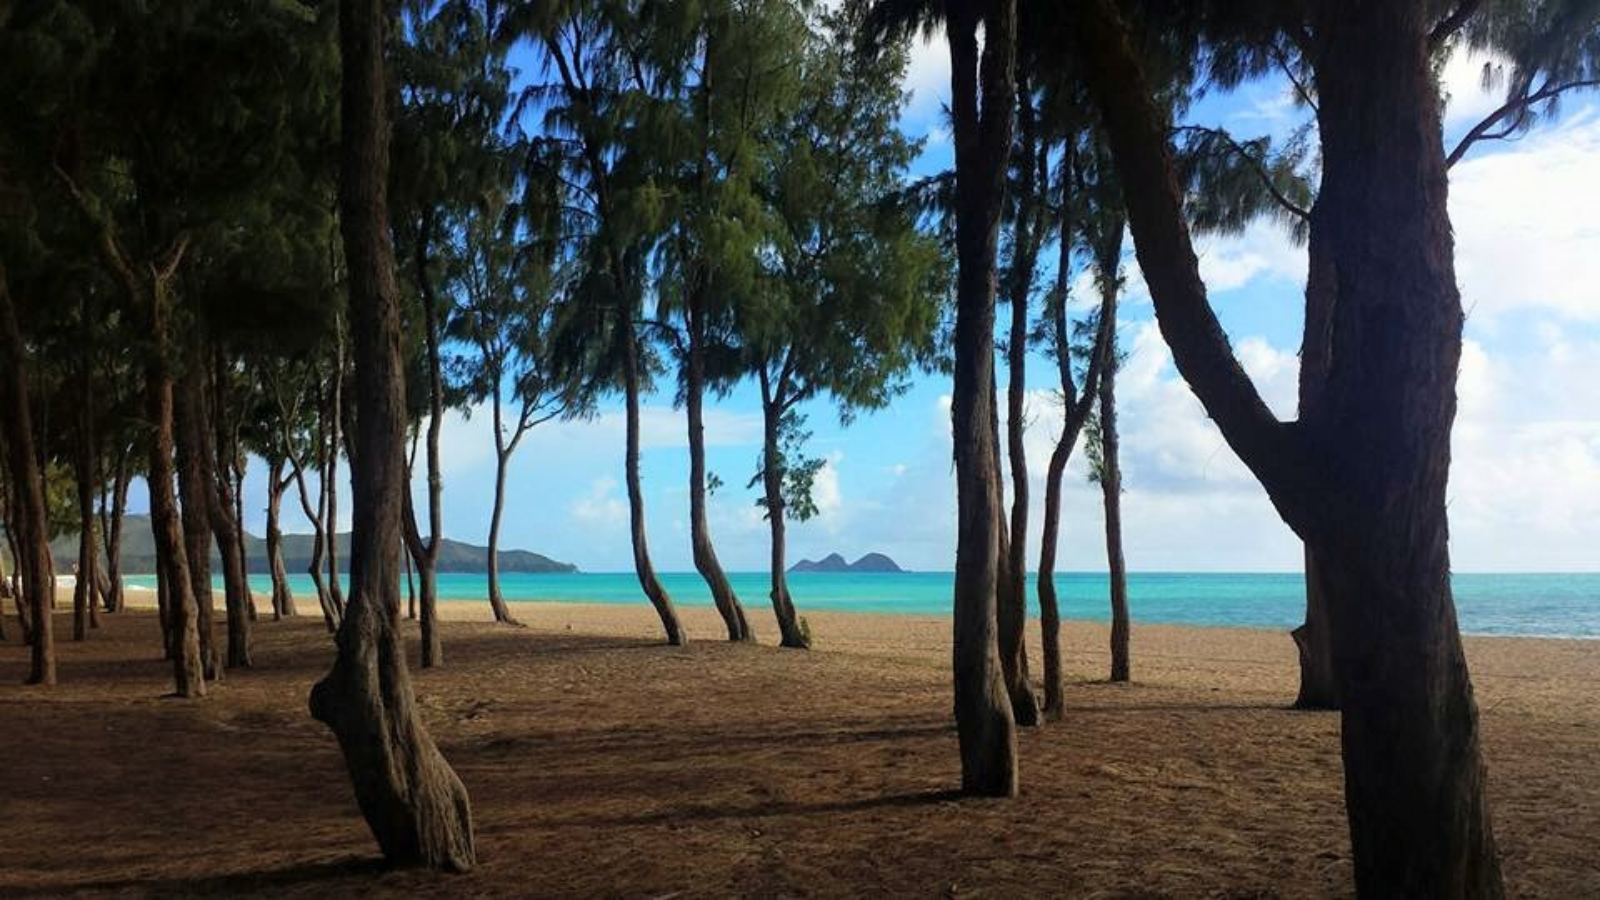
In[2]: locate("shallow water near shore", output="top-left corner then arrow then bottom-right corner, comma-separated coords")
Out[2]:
123,570 -> 1600,639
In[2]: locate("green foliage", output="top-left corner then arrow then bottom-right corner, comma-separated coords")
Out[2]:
750,410 -> 826,522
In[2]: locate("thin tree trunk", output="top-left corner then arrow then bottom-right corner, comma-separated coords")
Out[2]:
405,535 -> 417,621
402,491 -> 441,669
310,0 -> 475,868
1098,323 -> 1128,684
687,295 -> 751,642
72,352 -> 100,639
208,359 -> 252,667
325,361 -> 346,617
622,320 -> 687,646
99,452 -> 130,613
483,396 -> 519,626
759,388 -> 808,649
175,363 -> 221,682
0,264 -> 56,684
404,215 -> 449,664
155,546 -> 175,660
266,460 -> 297,619
994,371 -> 1038,725
946,0 -> 1018,797
288,409 -> 336,631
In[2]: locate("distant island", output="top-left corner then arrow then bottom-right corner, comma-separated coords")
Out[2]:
49,515 -> 577,575
789,552 -> 904,574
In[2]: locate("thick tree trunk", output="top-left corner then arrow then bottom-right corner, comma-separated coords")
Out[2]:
686,302 -> 752,642
0,264 -> 56,684
1293,549 -> 1338,709
759,395 -> 809,649
175,366 -> 221,682
946,0 -> 1018,797
266,460 -> 296,619
1305,5 -> 1500,892
310,0 -> 475,869
1098,330 -> 1129,683
1075,0 -> 1502,890
622,321 -> 687,646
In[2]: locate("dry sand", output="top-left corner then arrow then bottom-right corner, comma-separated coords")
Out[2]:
0,594 -> 1595,897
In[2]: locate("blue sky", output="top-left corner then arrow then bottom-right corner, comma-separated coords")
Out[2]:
205,35 -> 1600,574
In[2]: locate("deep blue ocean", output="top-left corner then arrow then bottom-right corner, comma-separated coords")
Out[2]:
123,570 -> 1600,639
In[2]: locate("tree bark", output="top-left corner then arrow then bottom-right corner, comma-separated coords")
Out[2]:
1097,318 -> 1129,684
99,452 -> 131,613
208,361 -> 252,667
402,490 -> 441,669
994,371 -> 1038,725
687,291 -> 752,642
72,360 -> 100,640
310,0 -> 476,869
1293,548 -> 1339,708
402,224 -> 449,666
266,459 -> 297,619
622,320 -> 688,646
947,0 -> 1018,797
325,363 -> 346,618
1075,0 -> 1501,890
759,387 -> 809,649
483,388 -> 522,626
0,263 -> 56,684
175,364 -> 222,682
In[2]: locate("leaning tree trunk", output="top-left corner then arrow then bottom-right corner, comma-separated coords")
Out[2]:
292,434 -> 336,631
622,320 -> 687,646
402,492 -> 442,669
993,372 -> 1038,726
946,0 -> 1018,797
309,0 -> 475,869
175,366 -> 221,682
760,394 -> 808,649
1098,323 -> 1129,684
483,447 -> 518,624
1075,0 -> 1501,890
0,263 -> 55,684
266,459 -> 297,619
686,300 -> 752,642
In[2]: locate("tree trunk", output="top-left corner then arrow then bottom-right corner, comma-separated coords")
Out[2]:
994,372 -> 1038,725
687,297 -> 751,642
325,369 -> 346,618
145,289 -> 202,694
405,534 -> 417,621
946,0 -> 1018,797
403,489 -> 443,669
404,215 -> 450,664
1098,325 -> 1129,684
310,0 -> 475,869
99,455 -> 130,613
266,459 -> 297,619
1074,0 -> 1502,890
72,360 -> 100,639
0,263 -> 56,684
291,423 -> 336,631
208,363 -> 252,668
175,365 -> 221,682
484,447 -> 517,624
1293,548 -> 1338,709
622,321 -> 687,646
759,393 -> 809,649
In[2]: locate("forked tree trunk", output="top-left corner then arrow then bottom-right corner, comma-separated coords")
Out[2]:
622,321 -> 687,646
759,390 -> 808,649
402,491 -> 442,669
0,264 -> 55,684
175,366 -> 221,682
289,429 -> 336,631
1076,0 -> 1501,890
309,0 -> 475,869
947,0 -> 1018,797
686,298 -> 752,642
144,292 -> 202,694
266,459 -> 297,619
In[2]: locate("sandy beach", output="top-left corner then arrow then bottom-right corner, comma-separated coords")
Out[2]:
0,594 -> 1595,897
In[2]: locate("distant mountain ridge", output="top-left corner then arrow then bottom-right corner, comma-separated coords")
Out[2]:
789,552 -> 904,574
48,515 -> 577,575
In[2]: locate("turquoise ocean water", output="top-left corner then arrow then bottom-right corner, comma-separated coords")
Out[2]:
124,570 -> 1600,639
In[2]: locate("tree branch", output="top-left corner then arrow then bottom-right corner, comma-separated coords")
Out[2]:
1447,78 -> 1600,168
1172,125 -> 1311,222
1428,0 -> 1482,50
1074,0 -> 1302,500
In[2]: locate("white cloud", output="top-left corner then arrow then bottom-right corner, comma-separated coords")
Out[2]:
1450,111 -> 1600,323
570,476 -> 627,528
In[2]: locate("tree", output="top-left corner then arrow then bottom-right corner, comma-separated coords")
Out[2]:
309,0 -> 475,870
1068,0 -> 1529,890
524,0 -> 689,645
871,0 -> 1021,796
